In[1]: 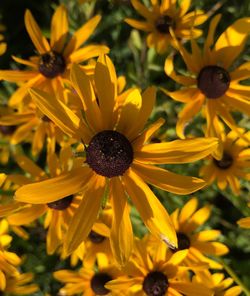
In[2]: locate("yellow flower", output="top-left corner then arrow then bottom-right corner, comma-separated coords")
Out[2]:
106,235 -> 211,296
163,15 -> 250,148
3,273 -> 39,295
0,24 -> 7,55
125,0 -> 207,54
0,5 -> 109,107
54,253 -> 123,295
192,270 -> 241,296
200,129 -> 250,195
15,55 -> 218,265
170,197 -> 229,269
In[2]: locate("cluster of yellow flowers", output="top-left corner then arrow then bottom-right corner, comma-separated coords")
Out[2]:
0,1 -> 249,295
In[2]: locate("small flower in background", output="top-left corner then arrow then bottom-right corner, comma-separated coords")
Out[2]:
0,4 -> 109,107
163,14 -> 250,152
15,55 -> 218,265
200,129 -> 250,195
125,0 -> 207,54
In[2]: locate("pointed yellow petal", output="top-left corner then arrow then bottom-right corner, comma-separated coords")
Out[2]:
125,19 -> 153,31
69,45 -> 110,63
15,167 -> 92,204
0,70 -> 37,82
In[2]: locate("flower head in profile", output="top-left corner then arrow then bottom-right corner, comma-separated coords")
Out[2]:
163,15 -> 250,149
15,55 -> 218,265
125,0 -> 207,54
0,5 -> 109,107
200,129 -> 250,195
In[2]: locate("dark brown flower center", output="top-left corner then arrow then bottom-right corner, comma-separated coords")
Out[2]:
47,195 -> 73,211
90,272 -> 112,295
213,152 -> 233,170
155,15 -> 173,34
0,125 -> 16,135
197,65 -> 230,99
39,51 -> 66,78
88,230 -> 106,244
143,271 -> 168,296
177,232 -> 191,250
86,130 -> 133,178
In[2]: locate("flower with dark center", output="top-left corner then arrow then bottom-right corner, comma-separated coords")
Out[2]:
213,152 -> 233,170
47,195 -> 74,210
90,272 -> 112,295
38,51 -> 66,79
86,130 -> 134,178
197,65 -> 230,99
88,230 -> 106,244
155,15 -> 173,34
0,125 -> 16,135
143,271 -> 169,296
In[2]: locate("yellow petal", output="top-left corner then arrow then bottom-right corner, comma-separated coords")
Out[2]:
14,154 -> 45,179
130,0 -> 152,20
24,9 -> 50,54
179,198 -> 198,224
125,19 -> 153,31
0,70 -> 37,82
110,177 -> 133,266
135,137 -> 218,164
64,175 -> 106,254
237,217 -> 250,229
69,45 -> 110,63
50,5 -> 68,52
8,205 -> 46,226
164,87 -> 200,103
123,168 -> 177,249
15,167 -> 92,204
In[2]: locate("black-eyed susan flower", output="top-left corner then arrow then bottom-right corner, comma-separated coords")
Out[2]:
15,55 -> 218,264
54,253 -> 123,296
163,15 -> 250,147
192,270 -> 241,296
0,5 -> 109,107
170,197 -> 228,269
106,235 -> 211,296
125,0 -> 207,54
200,129 -> 250,195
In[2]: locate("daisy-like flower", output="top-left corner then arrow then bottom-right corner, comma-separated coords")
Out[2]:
106,235 -> 211,296
0,4 -> 109,107
0,24 -> 7,55
54,253 -> 123,296
200,129 -> 250,195
125,0 -> 207,54
192,270 -> 241,296
170,197 -> 229,269
15,55 -> 218,265
237,203 -> 250,229
163,14 -> 250,147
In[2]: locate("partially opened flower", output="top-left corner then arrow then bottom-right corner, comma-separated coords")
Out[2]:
170,197 -> 228,269
163,15 -> 250,149
200,129 -> 250,195
15,55 -> 218,265
0,5 -> 109,107
125,0 -> 207,54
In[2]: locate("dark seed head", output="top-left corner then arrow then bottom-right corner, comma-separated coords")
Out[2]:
47,195 -> 73,211
197,65 -> 230,99
155,15 -> 173,34
213,152 -> 233,170
86,130 -> 133,178
143,271 -> 168,296
0,125 -> 16,135
88,230 -> 106,244
90,272 -> 112,295
39,51 -> 66,78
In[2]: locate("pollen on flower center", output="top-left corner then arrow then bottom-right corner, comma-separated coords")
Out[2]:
90,272 -> 112,295
39,51 -> 66,78
47,195 -> 73,211
143,271 -> 168,296
88,230 -> 106,244
213,152 -> 233,169
86,130 -> 134,178
155,15 -> 173,34
0,125 -> 16,135
197,65 -> 230,99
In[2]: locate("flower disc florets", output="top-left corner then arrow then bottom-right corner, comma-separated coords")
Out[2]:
213,152 -> 233,169
155,15 -> 173,34
88,230 -> 106,244
39,51 -> 66,78
90,272 -> 112,295
197,65 -> 230,99
47,195 -> 73,210
143,271 -> 168,296
86,130 -> 134,178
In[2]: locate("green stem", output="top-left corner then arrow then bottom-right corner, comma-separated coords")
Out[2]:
218,258 -> 250,296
